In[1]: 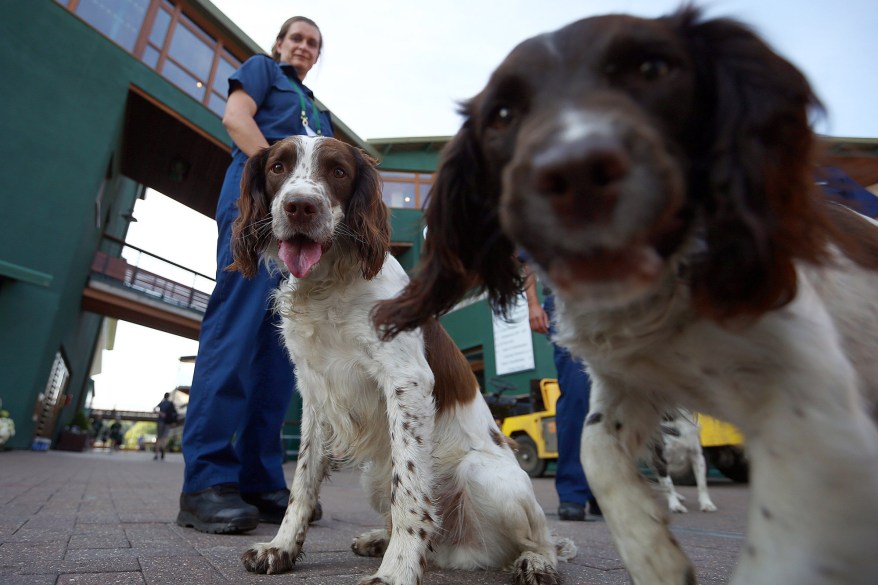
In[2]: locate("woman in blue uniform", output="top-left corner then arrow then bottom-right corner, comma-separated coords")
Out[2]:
177,16 -> 332,534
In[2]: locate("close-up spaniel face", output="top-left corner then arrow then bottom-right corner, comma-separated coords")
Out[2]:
475,14 -> 702,304
230,136 -> 388,281
374,7 -> 830,338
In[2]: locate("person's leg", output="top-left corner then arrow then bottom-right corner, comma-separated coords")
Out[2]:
178,158 -> 261,533
233,274 -> 303,524
181,162 -> 255,492
235,292 -> 296,494
553,345 -> 593,503
181,268 -> 287,491
546,295 -> 596,520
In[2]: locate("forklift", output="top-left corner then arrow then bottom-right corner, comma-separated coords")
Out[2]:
485,378 -> 560,478
487,378 -> 749,482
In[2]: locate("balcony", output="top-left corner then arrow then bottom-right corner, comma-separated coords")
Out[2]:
82,235 -> 215,340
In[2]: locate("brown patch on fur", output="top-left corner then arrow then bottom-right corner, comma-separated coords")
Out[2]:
423,318 -> 478,414
489,426 -> 518,450
433,484 -> 479,549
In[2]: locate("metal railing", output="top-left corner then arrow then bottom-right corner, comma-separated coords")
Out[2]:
91,234 -> 215,313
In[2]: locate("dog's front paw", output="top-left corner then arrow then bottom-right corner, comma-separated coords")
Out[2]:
699,499 -> 718,512
352,528 -> 389,557
513,551 -> 560,585
241,542 -> 297,574
667,494 -> 688,514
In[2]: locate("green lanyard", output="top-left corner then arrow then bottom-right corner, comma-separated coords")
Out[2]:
287,76 -> 323,136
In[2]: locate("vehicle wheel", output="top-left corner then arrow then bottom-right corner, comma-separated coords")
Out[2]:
705,445 -> 749,483
513,435 -> 547,478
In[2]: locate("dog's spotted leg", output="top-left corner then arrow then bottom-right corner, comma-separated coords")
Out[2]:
242,400 -> 328,575
359,365 -> 437,585
652,441 -> 688,513
582,381 -> 695,585
690,448 -> 716,512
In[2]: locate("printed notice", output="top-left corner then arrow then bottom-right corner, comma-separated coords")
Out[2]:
492,293 -> 535,375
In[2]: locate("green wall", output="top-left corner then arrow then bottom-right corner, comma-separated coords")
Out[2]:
0,1 -> 228,448
0,1 -> 555,449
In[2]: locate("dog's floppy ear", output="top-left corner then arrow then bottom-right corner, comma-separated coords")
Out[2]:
346,148 -> 390,280
679,8 -> 832,319
228,147 -> 273,278
373,116 -> 522,340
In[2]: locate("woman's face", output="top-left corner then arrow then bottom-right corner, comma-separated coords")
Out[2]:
275,21 -> 321,79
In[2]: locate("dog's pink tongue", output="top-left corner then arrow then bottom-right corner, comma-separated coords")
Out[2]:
278,238 -> 323,278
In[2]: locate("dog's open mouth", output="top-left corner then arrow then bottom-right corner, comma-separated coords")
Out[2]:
547,245 -> 664,291
278,235 -> 324,278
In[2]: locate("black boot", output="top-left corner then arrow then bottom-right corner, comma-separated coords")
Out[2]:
558,501 -> 586,521
176,484 -> 259,534
242,489 -> 323,524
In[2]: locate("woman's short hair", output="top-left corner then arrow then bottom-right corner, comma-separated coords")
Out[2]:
271,16 -> 322,61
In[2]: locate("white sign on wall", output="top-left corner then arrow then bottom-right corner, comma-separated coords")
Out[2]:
492,293 -> 535,376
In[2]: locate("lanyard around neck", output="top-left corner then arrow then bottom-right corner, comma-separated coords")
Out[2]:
286,76 -> 322,136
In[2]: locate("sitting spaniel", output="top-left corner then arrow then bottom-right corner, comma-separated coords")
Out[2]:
229,136 -> 575,585
374,7 -> 878,585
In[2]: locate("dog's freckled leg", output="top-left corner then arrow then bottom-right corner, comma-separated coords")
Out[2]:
362,375 -> 436,585
242,403 -> 328,575
582,385 -> 694,583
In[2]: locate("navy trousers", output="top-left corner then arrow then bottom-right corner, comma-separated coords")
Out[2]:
182,153 -> 296,494
545,295 -> 595,505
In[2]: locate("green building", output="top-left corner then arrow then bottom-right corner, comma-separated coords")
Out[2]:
5,1 -> 874,452
0,0 -> 556,451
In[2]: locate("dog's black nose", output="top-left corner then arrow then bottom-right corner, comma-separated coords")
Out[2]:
531,135 -> 630,220
284,198 -> 319,222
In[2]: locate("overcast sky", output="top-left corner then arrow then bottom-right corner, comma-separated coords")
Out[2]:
91,0 -> 878,412
209,0 -> 878,139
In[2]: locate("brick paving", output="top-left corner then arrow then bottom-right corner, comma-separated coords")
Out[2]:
0,449 -> 745,584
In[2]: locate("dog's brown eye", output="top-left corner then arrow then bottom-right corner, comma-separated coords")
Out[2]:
639,59 -> 671,79
332,167 -> 346,179
489,106 -> 514,130
270,162 -> 285,174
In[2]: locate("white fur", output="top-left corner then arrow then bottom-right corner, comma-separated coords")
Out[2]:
545,244 -> 878,585
240,136 -> 574,585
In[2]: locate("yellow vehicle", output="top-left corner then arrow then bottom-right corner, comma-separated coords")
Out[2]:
499,379 -> 561,477
497,378 -> 749,482
696,413 -> 749,482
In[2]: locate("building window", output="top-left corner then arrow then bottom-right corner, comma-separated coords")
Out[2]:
56,0 -> 242,117
380,171 -> 433,209
70,0 -> 150,52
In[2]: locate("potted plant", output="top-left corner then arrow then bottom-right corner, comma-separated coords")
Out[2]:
56,409 -> 91,452
0,399 -> 14,449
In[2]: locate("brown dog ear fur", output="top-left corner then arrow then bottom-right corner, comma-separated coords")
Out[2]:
678,9 -> 831,320
372,119 -> 522,340
228,148 -> 273,278
346,148 -> 390,280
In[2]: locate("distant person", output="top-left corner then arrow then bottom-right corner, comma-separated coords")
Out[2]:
109,416 -> 123,452
154,392 -> 177,460
178,15 -> 331,534
523,260 -> 601,521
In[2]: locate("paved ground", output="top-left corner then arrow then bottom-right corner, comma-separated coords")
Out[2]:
0,449 -> 745,584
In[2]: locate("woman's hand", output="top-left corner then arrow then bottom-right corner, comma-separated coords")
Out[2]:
528,303 -> 549,335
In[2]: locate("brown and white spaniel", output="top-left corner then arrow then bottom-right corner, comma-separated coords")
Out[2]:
229,136 -> 574,584
374,7 -> 878,585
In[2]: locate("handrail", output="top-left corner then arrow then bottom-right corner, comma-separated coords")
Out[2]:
92,235 -> 215,314
101,233 -> 215,282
